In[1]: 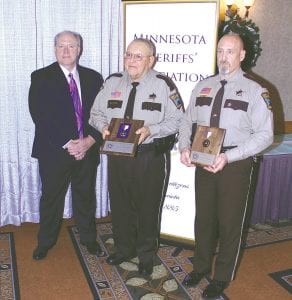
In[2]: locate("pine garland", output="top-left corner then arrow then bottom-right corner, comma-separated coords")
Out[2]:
218,15 -> 262,71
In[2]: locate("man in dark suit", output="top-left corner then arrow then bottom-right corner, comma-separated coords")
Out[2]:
29,30 -> 104,260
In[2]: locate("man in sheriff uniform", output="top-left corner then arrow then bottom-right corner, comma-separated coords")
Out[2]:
178,33 -> 273,298
89,38 -> 183,276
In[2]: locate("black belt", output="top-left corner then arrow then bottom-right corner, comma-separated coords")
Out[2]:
137,135 -> 176,154
137,142 -> 156,153
221,145 -> 237,153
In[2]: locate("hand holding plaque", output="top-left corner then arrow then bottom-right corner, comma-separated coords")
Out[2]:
191,125 -> 226,166
100,118 -> 144,157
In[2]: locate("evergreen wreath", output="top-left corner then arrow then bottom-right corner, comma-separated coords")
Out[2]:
218,14 -> 262,71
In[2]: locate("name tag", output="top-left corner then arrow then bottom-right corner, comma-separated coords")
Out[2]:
195,97 -> 212,107
224,99 -> 248,111
108,100 -> 123,109
142,102 -> 161,112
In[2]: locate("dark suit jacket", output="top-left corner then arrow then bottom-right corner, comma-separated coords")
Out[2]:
29,62 -> 103,161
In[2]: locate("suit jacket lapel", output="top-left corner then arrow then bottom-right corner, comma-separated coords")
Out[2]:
50,62 -> 77,121
78,66 -> 90,112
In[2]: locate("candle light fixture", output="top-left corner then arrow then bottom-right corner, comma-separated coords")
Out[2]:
243,0 -> 255,18
224,0 -> 256,19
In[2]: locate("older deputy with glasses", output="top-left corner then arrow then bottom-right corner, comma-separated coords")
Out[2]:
29,30 -> 104,260
89,38 -> 184,277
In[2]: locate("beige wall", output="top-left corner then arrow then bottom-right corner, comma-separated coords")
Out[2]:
252,0 -> 292,133
221,0 -> 292,133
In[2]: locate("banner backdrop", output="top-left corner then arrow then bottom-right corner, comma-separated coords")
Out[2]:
123,0 -> 219,243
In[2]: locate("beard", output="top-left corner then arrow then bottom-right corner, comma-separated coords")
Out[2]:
218,61 -> 230,75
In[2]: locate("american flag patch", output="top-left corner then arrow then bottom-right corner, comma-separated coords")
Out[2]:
111,91 -> 121,98
199,87 -> 212,96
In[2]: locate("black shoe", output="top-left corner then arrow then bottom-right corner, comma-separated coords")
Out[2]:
202,279 -> 228,298
182,271 -> 206,287
82,241 -> 103,255
32,246 -> 50,260
138,261 -> 153,277
106,253 -> 129,265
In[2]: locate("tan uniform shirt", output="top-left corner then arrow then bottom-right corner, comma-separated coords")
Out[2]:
178,68 -> 273,163
89,69 -> 184,144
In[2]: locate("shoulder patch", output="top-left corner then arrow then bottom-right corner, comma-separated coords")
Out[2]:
156,74 -> 176,91
105,72 -> 123,81
170,91 -> 184,110
261,91 -> 272,110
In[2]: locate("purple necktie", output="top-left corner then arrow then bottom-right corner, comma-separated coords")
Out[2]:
69,73 -> 83,138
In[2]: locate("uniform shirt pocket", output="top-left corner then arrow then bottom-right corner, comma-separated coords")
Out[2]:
224,99 -> 248,111
195,97 -> 212,106
142,101 -> 162,112
107,100 -> 123,109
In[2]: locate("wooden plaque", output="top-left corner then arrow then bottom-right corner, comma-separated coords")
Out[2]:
100,118 -> 144,157
191,125 -> 226,166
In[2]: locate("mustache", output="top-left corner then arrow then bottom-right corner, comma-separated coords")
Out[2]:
218,60 -> 229,65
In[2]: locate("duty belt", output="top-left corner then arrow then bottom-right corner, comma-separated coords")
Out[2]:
137,142 -> 156,153
137,134 -> 177,154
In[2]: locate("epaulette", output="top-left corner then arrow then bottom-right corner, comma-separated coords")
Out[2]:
243,72 -> 256,81
206,74 -> 216,79
244,73 -> 272,110
105,72 -> 123,81
156,74 -> 176,91
243,73 -> 265,88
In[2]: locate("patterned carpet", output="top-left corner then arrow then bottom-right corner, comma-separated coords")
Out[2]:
69,222 -> 227,300
68,222 -> 292,300
244,223 -> 292,249
0,232 -> 20,300
269,269 -> 292,294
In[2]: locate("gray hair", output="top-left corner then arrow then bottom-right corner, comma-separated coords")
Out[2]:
54,30 -> 82,47
130,38 -> 156,56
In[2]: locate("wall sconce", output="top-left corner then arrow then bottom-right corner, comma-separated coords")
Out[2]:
225,0 -> 255,19
243,0 -> 255,18
225,0 -> 236,18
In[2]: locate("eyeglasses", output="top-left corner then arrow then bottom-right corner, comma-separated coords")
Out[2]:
124,52 -> 150,61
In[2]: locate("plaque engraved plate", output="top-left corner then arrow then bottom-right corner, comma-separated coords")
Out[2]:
100,118 -> 144,157
191,125 -> 226,166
